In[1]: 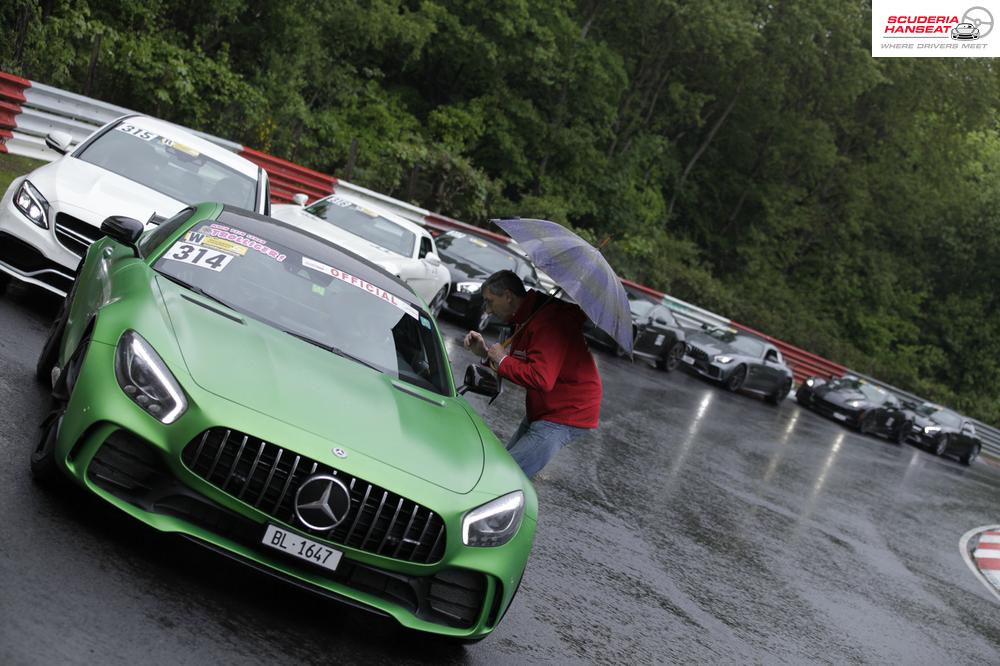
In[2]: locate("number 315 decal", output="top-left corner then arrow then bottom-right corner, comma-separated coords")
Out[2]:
164,242 -> 234,272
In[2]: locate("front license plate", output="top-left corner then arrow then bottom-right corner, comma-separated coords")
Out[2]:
682,354 -> 694,364
833,412 -> 848,422
654,334 -> 665,346
262,524 -> 343,572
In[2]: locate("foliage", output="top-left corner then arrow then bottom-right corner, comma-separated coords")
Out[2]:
5,0 -> 1000,422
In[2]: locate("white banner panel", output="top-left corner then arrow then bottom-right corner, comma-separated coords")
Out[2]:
872,1 -> 999,57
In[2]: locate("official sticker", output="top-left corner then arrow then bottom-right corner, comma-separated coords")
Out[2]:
301,257 -> 418,319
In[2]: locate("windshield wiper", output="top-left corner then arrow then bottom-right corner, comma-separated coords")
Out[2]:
283,329 -> 383,374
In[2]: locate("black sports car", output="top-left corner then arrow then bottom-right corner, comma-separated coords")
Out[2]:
435,230 -> 541,328
583,287 -> 657,353
902,402 -> 983,465
681,327 -> 794,404
795,376 -> 911,442
631,303 -> 688,371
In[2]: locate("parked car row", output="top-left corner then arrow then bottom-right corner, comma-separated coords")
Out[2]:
796,376 -> 983,465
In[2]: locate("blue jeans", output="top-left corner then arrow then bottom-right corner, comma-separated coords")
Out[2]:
506,418 -> 589,478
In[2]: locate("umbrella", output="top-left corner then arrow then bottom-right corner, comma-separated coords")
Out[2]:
493,217 -> 634,355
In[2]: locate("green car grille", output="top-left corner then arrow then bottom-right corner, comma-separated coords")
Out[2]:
182,428 -> 447,564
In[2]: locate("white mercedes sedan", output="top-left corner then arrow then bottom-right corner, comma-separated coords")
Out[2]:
272,192 -> 450,315
0,114 -> 270,296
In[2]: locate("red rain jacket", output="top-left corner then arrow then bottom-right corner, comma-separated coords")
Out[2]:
496,290 -> 602,428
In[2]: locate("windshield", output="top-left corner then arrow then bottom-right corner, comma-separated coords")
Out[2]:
915,405 -> 962,426
305,196 -> 416,257
77,121 -> 256,209
152,211 -> 450,395
827,378 -> 887,401
705,328 -> 765,357
436,232 -> 538,282
632,300 -> 655,319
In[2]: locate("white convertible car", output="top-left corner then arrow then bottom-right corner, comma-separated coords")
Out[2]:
272,192 -> 451,315
0,114 -> 271,296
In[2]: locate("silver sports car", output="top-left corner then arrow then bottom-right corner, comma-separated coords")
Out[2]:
681,327 -> 794,404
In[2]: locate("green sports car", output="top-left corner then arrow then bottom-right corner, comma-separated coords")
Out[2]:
30,202 -> 536,641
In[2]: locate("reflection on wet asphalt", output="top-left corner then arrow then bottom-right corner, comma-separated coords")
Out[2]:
1,284 -> 998,664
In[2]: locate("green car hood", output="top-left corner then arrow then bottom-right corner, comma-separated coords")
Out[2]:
157,277 -> 484,493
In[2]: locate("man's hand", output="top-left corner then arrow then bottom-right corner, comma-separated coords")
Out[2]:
486,342 -> 507,368
463,330 -> 488,357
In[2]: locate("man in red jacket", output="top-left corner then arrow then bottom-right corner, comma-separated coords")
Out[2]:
463,270 -> 602,478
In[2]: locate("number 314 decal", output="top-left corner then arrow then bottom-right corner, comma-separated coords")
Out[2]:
164,242 -> 234,272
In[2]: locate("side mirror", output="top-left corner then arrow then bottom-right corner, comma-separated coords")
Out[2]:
292,193 -> 309,206
45,131 -> 73,155
424,254 -> 441,266
458,363 -> 501,400
100,215 -> 145,257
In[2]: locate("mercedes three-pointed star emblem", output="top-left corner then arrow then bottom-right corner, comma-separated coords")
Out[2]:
294,474 -> 352,531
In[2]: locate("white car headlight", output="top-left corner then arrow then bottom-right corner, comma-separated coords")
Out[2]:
805,378 -> 815,387
115,330 -> 187,424
714,355 -> 733,364
924,426 -> 941,435
462,491 -> 524,547
13,179 -> 50,229
846,399 -> 865,407
456,281 -> 482,294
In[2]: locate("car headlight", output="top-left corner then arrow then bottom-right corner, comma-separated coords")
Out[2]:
924,426 -> 941,435
13,180 -> 50,229
462,491 -> 524,547
114,330 -> 187,424
805,378 -> 815,387
714,355 -> 733,364
846,399 -> 865,407
456,281 -> 482,294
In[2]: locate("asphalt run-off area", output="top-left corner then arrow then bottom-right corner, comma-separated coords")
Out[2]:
1,282 -> 999,664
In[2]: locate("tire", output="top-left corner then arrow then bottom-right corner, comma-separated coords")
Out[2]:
934,434 -> 949,457
961,444 -> 981,466
767,379 -> 791,406
36,275 -> 79,385
657,341 -> 686,372
893,420 -> 911,445
858,411 -> 877,435
36,306 -> 69,385
31,406 -> 65,485
724,365 -> 747,392
428,286 -> 448,318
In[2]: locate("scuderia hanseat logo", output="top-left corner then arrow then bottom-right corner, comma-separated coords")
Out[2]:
873,3 -> 997,57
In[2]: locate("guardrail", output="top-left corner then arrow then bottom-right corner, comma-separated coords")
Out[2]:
3,69 -> 996,463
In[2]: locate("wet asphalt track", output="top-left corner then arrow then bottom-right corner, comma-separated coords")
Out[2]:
1,281 -> 999,665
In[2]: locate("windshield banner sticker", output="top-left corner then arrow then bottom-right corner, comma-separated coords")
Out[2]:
208,224 -> 286,262
301,257 -> 418,319
163,240 -> 234,272
184,230 -> 248,256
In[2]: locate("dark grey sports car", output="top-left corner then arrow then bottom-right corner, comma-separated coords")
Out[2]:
795,376 -> 911,443
584,288 -> 656,353
681,327 -> 794,404
631,303 -> 687,371
903,402 -> 982,465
